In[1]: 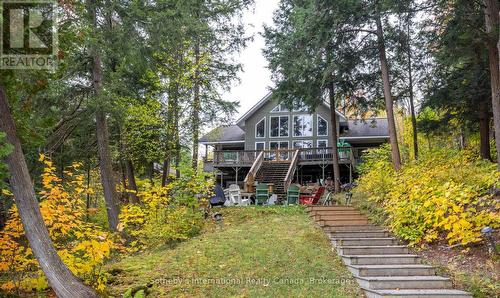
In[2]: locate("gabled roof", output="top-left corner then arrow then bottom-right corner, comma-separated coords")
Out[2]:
199,125 -> 245,144
236,92 -> 347,127
340,118 -> 389,139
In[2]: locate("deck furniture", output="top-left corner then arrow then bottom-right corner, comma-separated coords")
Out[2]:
299,186 -> 325,205
255,183 -> 269,205
287,185 -> 300,205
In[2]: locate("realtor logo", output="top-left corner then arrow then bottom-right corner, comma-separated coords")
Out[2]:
0,0 -> 57,69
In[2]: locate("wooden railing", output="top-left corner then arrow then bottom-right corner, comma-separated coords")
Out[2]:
213,146 -> 354,167
244,151 -> 264,193
283,150 -> 300,192
213,150 -> 260,166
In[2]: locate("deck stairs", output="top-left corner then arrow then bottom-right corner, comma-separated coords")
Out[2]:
254,162 -> 291,198
306,205 -> 472,298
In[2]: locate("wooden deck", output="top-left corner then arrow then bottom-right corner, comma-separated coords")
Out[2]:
208,147 -> 354,168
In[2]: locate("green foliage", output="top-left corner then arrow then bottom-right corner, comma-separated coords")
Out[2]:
0,132 -> 13,193
356,146 -> 500,246
119,173 -> 214,248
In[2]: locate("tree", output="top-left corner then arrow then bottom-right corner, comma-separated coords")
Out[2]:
87,0 -> 120,230
0,85 -> 98,298
483,0 -> 500,168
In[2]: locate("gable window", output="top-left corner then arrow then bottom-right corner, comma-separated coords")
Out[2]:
255,142 -> 265,151
317,116 -> 328,136
255,118 -> 265,138
292,101 -> 307,112
270,103 -> 289,113
270,116 -> 289,137
293,115 -> 313,137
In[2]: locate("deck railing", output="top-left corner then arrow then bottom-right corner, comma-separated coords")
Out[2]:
212,147 -> 354,167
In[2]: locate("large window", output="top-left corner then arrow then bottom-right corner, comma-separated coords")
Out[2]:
293,140 -> 313,148
317,140 -> 328,148
293,115 -> 313,137
317,116 -> 328,136
255,118 -> 265,138
270,116 -> 289,137
269,141 -> 289,160
255,142 -> 265,151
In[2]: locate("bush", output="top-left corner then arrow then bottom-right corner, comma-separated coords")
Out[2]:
0,155 -> 117,293
119,172 -> 213,249
356,146 -> 500,246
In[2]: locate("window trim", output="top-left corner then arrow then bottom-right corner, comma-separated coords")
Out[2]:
293,114 -> 313,137
269,115 -> 290,138
255,117 -> 266,138
317,115 -> 328,137
255,141 -> 265,150
270,104 -> 289,113
293,140 -> 313,149
269,140 -> 289,149
317,139 -> 328,147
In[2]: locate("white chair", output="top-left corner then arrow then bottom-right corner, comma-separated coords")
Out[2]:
227,184 -> 242,206
268,194 -> 277,205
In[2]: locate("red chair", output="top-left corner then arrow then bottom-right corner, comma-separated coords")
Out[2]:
299,187 -> 325,205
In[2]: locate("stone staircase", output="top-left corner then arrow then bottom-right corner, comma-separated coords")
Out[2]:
307,205 -> 472,298
254,162 -> 291,197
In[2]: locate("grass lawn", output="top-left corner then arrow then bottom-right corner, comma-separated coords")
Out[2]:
107,206 -> 361,297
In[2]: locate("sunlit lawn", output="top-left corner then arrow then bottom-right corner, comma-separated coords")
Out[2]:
107,206 -> 361,297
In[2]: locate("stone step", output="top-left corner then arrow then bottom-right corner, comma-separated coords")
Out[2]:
306,205 -> 355,211
324,225 -> 384,232
356,276 -> 452,290
332,237 -> 398,246
342,254 -> 421,265
310,211 -> 363,217
319,219 -> 371,226
362,288 -> 473,298
338,245 -> 409,255
317,214 -> 368,221
348,264 -> 436,277
330,231 -> 390,238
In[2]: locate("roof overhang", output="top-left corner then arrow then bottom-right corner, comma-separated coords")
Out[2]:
199,140 -> 245,145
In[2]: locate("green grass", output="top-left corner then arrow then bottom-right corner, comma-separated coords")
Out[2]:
107,206 -> 362,297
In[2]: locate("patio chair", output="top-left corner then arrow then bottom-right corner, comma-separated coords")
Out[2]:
228,184 -> 243,206
255,183 -> 269,205
286,185 -> 300,205
299,187 -> 325,205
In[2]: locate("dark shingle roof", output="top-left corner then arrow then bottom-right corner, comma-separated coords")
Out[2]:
341,118 -> 389,138
200,125 -> 245,144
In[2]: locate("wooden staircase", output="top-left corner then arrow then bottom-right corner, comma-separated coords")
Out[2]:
306,206 -> 473,298
254,162 -> 291,197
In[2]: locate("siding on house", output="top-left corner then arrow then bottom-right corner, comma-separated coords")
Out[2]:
242,98 -> 343,151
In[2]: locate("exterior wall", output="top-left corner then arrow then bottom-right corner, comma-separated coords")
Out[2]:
243,98 -> 342,151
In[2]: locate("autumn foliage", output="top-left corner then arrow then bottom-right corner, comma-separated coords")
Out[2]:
355,145 -> 500,246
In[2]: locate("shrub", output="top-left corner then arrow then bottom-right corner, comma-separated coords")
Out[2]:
356,146 -> 500,246
0,155 -> 117,293
119,172 -> 213,248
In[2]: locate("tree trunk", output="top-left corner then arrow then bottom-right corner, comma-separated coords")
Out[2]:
484,0 -> 500,169
191,42 -> 201,171
0,85 -> 98,298
161,158 -> 170,187
479,100 -> 492,160
406,16 -> 418,160
125,159 -> 139,204
376,15 -> 402,170
88,0 -> 120,230
328,82 -> 341,193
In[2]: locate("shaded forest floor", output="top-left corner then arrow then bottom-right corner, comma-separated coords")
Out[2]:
106,206 -> 362,297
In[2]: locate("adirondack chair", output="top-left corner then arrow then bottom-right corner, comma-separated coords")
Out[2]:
255,183 -> 269,205
287,185 -> 300,205
226,184 -> 242,206
299,187 -> 325,205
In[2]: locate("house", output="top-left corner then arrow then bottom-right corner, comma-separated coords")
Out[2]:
200,93 -> 389,197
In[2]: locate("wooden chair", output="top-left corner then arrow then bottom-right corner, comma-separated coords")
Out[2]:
300,187 -> 325,205
287,185 -> 300,205
255,183 -> 269,205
